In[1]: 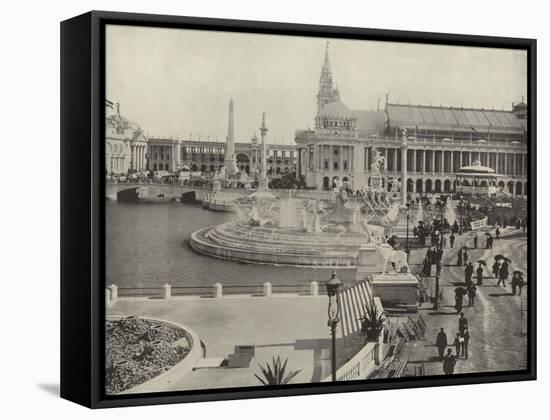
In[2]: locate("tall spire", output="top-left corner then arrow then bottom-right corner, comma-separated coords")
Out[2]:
317,41 -> 337,114
322,41 -> 331,74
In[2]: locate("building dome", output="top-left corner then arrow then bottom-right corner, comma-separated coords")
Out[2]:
319,101 -> 353,118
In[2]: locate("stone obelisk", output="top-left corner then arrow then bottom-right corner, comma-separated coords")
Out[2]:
224,98 -> 236,176
257,112 -> 269,191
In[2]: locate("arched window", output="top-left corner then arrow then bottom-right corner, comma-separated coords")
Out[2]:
435,179 -> 442,193
516,182 -> 523,196
416,179 -> 423,193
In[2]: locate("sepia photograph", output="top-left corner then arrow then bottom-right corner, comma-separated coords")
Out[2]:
103,23 -> 530,395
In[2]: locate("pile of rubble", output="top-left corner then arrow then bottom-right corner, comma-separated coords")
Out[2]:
105,316 -> 191,394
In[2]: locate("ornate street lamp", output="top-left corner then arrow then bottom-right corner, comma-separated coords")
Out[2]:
406,200 -> 411,263
325,272 -> 342,382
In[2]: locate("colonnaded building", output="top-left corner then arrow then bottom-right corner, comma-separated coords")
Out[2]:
105,100 -> 297,177
294,44 -> 528,197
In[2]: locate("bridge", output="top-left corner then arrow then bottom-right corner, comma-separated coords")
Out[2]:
105,182 -> 214,202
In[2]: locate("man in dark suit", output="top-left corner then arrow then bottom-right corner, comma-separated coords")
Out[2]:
436,327 -> 448,360
443,349 -> 457,375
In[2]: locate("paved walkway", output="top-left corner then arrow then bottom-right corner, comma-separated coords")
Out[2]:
108,295 -> 348,392
405,229 -> 528,376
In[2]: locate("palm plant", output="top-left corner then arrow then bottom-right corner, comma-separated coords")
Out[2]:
360,296 -> 386,340
254,356 -> 302,386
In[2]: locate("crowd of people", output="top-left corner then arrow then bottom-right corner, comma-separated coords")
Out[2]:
408,221 -> 527,376
436,312 -> 471,375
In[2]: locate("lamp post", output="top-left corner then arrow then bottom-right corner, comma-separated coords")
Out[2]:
406,201 -> 410,263
433,197 -> 445,311
458,197 -> 464,234
325,272 -> 342,382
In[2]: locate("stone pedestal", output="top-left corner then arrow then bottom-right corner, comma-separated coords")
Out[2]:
370,273 -> 419,312
257,177 -> 269,191
356,243 -> 386,282
213,283 -> 223,298
162,284 -> 172,299
392,205 -> 413,239
310,281 -> 319,296
212,180 -> 221,192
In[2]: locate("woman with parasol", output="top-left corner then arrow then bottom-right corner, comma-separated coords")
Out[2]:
454,287 -> 467,313
476,259 -> 486,285
456,247 -> 463,266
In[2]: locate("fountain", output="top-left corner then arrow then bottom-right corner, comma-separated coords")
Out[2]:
189,114 -> 396,267
278,191 -> 300,228
190,181 -> 394,266
415,199 -> 424,225
445,196 -> 457,226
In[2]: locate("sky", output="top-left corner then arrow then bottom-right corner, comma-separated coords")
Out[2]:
106,25 -> 527,145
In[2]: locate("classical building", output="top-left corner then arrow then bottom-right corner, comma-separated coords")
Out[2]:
147,99 -> 297,176
105,100 -> 148,175
295,43 -> 528,197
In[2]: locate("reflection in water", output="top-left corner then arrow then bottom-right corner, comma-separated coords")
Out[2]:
106,201 -> 356,288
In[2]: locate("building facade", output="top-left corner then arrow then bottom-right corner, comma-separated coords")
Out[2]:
146,136 -> 297,176
295,44 -> 528,197
105,100 -> 148,175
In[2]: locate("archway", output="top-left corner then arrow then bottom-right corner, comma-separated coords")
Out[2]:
516,181 -> 523,196
158,163 -> 164,170
191,163 -> 198,171
236,153 -> 250,169
508,181 -> 514,194
480,180 -> 488,187
246,165 -> 250,173
498,180 -> 505,189
443,179 -> 451,193
210,164 -> 215,172
416,179 -> 423,194
425,179 -> 432,193
276,167 -> 281,174
435,179 -> 442,193
323,176 -> 330,190
153,163 -> 158,171
332,176 -> 340,188
200,164 -> 207,172
407,179 -> 414,193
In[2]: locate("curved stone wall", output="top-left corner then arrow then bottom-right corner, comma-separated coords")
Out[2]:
189,222 -> 375,267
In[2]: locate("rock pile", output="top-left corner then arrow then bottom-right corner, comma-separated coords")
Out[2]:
105,316 -> 191,394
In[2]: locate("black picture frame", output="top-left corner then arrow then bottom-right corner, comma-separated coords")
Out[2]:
61,10 -> 537,409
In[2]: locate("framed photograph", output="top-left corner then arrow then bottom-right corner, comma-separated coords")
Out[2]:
61,11 -> 536,408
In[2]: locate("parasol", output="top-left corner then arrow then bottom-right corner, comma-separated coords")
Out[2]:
494,254 -> 505,261
513,270 -> 524,276
485,232 -> 491,237
476,259 -> 487,266
454,287 -> 468,296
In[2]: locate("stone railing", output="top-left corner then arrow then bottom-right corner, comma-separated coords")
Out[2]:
105,281 -> 327,305
322,341 -> 380,382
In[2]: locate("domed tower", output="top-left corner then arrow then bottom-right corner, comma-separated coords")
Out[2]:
315,101 -> 358,134
317,42 -> 339,113
512,97 -> 527,122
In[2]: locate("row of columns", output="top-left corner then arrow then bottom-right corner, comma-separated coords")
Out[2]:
369,176 -> 526,196
130,144 -> 147,171
366,147 -> 527,177
306,144 -> 354,172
